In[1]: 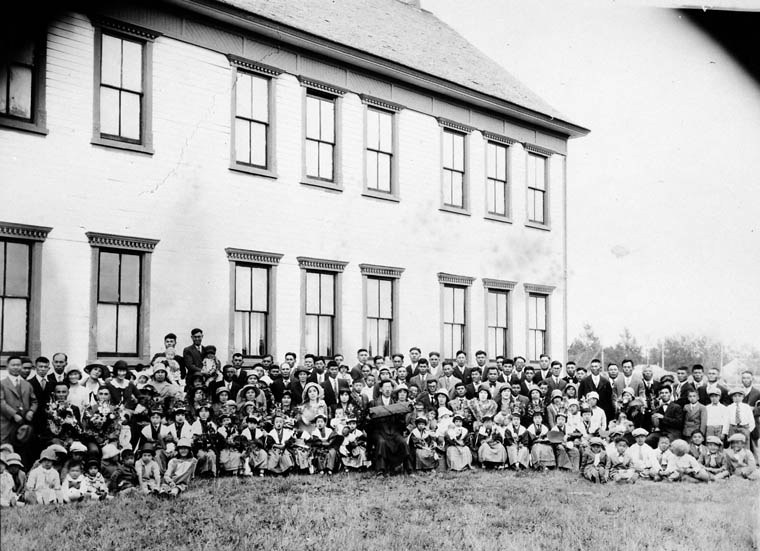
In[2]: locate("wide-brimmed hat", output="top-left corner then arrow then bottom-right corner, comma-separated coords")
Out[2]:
177,438 -> 193,449
550,389 -> 564,400
621,387 -> 635,397
414,416 -> 428,425
69,441 -> 88,454
139,443 -> 156,456
84,363 -> 110,378
586,391 -> 599,401
101,443 -> 119,460
301,382 -> 324,402
4,453 -> 23,468
239,384 -> 258,397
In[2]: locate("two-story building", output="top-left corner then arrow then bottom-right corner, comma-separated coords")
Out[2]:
0,0 -> 588,368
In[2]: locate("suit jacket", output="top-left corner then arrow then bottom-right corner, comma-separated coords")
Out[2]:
464,382 -> 481,400
534,369 -> 552,384
612,375 -> 646,401
28,376 -> 52,430
350,363 -> 366,382
182,345 -> 203,374
682,402 -> 707,438
308,370 -> 329,385
453,366 -> 472,385
321,377 -> 349,407
209,380 -> 241,402
578,375 -> 615,422
654,401 -> 684,441
438,375 -> 463,395
269,377 -> 287,403
672,381 -> 696,407
698,384 -> 730,406
544,376 -> 568,398
46,371 -> 68,386
743,386 -> 760,438
288,380 -> 307,407
0,377 -> 38,443
408,374 -> 435,393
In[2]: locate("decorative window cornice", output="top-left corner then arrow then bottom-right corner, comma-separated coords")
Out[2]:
91,16 -> 162,41
524,283 -> 556,294
359,263 -> 405,279
86,232 -> 159,252
437,272 -> 475,286
524,143 -> 555,157
360,94 -> 404,112
437,118 -> 475,134
297,256 -> 348,272
483,278 -> 517,291
298,76 -> 347,96
483,131 -> 517,146
225,247 -> 283,266
0,221 -> 52,242
227,54 -> 282,77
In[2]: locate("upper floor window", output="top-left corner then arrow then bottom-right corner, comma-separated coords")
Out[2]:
0,37 -> 47,134
365,107 -> 393,194
305,92 -> 335,182
234,71 -> 269,168
486,141 -> 509,217
527,152 -> 548,224
442,129 -> 466,209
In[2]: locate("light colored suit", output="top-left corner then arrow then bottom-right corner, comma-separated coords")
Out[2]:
613,375 -> 646,401
0,376 -> 38,444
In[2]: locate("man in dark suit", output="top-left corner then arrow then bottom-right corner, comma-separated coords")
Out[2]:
182,328 -> 204,380
408,359 -> 434,392
28,357 -> 52,439
350,349 -> 371,381
46,352 -> 68,386
578,359 -> 615,422
308,357 -> 329,385
1,356 -> 38,447
417,379 -> 438,413
453,350 -> 472,385
463,369 -> 484,400
518,366 -> 540,397
698,367 -> 730,405
535,354 -> 552,383
672,366 -> 696,407
543,361 -> 567,402
650,386 -> 684,444
740,370 -> 760,460
321,361 -> 349,407
208,365 -> 242,402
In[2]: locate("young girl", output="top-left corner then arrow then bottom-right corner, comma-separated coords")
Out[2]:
160,438 -> 197,497
309,414 -> 339,475
580,437 -> 609,483
699,435 -> 729,480
503,412 -> 530,471
190,403 -> 218,478
136,444 -> 162,493
99,443 -> 121,480
410,416 -> 439,472
25,448 -> 61,504
476,415 -> 507,469
83,459 -> 110,500
444,413 -> 472,471
61,462 -> 88,502
526,411 -> 555,471
662,439 -> 709,482
340,418 -> 371,472
241,416 -> 268,477
266,414 -> 294,476
0,455 -> 20,508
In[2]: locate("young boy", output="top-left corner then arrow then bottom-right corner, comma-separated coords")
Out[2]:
83,459 -> 111,500
109,449 -> 139,495
662,439 -> 709,482
585,393 -> 607,436
2,453 -> 26,503
608,438 -> 637,484
136,444 -> 162,493
699,435 -> 729,480
704,388 -> 728,440
652,436 -> 674,481
100,443 -> 121,480
627,428 -> 657,479
0,455 -> 21,507
266,414 -> 294,476
580,437 -> 609,483
688,431 -> 708,459
160,438 -> 197,497
61,462 -> 88,502
724,433 -> 760,480
25,448 -> 61,504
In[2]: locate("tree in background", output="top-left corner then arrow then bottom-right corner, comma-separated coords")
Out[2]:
603,327 -> 644,367
645,334 -> 726,372
567,323 -> 601,366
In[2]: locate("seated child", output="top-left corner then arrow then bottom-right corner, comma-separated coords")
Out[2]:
652,436 -> 674,481
699,435 -> 729,481
309,413 -> 339,475
662,439 -> 709,482
61,462 -> 88,503
136,444 -> 162,494
688,431 -> 708,459
25,448 -> 61,504
266,414 -> 295,475
608,438 -> 637,484
626,428 -> 658,479
241,416 -> 268,477
100,443 -> 121,480
4,453 -> 26,499
0,454 -> 21,507
724,433 -> 760,480
340,417 -> 372,471
580,437 -> 609,483
526,411 -> 555,471
444,414 -> 472,472
109,449 -> 139,495
160,438 -> 197,497
410,416 -> 439,472
503,412 -> 530,470
476,415 -> 507,470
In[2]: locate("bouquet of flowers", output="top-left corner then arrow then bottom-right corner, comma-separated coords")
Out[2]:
46,400 -> 81,436
82,402 -> 125,446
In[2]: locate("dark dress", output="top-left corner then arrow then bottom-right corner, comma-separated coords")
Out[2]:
366,398 -> 413,474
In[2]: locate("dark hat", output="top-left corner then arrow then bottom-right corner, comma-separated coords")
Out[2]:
246,416 -> 259,423
554,410 -> 568,420
85,459 -> 100,470
532,410 -> 544,418
203,345 -> 217,355
84,363 -> 110,378
120,449 -> 135,460
142,384 -> 157,395
315,413 -> 327,421
173,401 -> 189,414
415,416 -> 428,425
149,405 -> 164,416
15,424 -> 33,444
139,443 -> 156,456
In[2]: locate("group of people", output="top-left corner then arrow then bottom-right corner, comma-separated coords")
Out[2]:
2,328 -> 759,507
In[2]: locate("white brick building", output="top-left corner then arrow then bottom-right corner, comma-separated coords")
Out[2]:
0,0 -> 588,368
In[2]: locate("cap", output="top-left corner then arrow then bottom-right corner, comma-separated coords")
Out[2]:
588,437 -> 604,447
729,387 -> 746,397
728,433 -> 746,443
177,438 -> 193,448
705,435 -> 723,446
586,391 -> 599,401
69,441 -> 88,453
707,388 -> 722,397
40,448 -> 58,461
101,443 -> 119,460
631,428 -> 649,437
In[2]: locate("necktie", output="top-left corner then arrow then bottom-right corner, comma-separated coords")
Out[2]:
638,446 -> 643,461
736,405 -> 741,426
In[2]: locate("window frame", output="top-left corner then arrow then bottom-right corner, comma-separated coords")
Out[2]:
483,278 -> 516,362
525,146 -> 552,230
91,18 -> 159,155
94,249 -> 143,357
483,133 -> 515,223
298,256 -> 347,359
87,231 -> 158,364
437,272 -> 474,361
0,30 -> 48,135
227,55 -> 280,179
361,95 -> 402,202
0,222 -> 51,363
225,247 -> 282,362
524,283 -> 555,363
300,78 -> 345,192
360,263 -> 404,359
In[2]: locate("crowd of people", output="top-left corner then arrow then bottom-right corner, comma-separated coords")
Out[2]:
2,327 -> 759,507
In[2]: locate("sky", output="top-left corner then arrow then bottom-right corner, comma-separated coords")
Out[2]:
424,0 -> 760,350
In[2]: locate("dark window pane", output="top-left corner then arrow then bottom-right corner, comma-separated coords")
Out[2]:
98,252 -> 120,302
2,298 -> 27,352
119,253 -> 140,303
8,65 -> 33,119
5,242 -> 29,297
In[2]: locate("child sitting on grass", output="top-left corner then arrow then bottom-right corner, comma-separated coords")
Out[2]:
652,436 -> 674,481
241,416 -> 268,477
160,438 -> 197,497
83,459 -> 111,500
25,448 -> 61,504
137,444 -> 162,494
662,439 -> 709,482
0,454 -> 21,507
608,438 -> 637,483
109,449 -> 139,495
688,431 -> 708,459
61,461 -> 88,502
724,433 -> 760,480
699,435 -> 729,481
580,437 -> 609,483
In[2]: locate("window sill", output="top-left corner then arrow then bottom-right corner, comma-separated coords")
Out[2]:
484,213 -> 513,224
301,177 -> 342,193
91,136 -> 154,155
525,221 -> 551,232
362,189 -> 400,203
93,355 -> 149,366
229,163 -> 278,179
439,205 -> 471,217
0,118 -> 48,136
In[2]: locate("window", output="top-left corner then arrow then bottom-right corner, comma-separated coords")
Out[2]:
234,264 -> 269,357
487,289 -> 509,361
305,271 -> 335,356
442,129 -> 466,208
87,232 -> 158,361
366,277 -> 393,357
527,293 -> 547,361
486,141 -> 509,217
0,36 -> 47,134
305,92 -> 335,181
442,284 -> 466,360
234,71 -> 269,169
0,240 -> 31,354
96,250 -> 141,356
527,153 -> 547,224
365,107 -> 393,193
93,20 -> 157,154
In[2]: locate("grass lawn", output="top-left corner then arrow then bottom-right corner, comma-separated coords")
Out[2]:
2,470 -> 758,551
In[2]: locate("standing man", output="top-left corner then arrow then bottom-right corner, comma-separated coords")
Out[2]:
321,361 -> 348,407
544,361 -> 567,399
1,356 -> 38,447
453,351 -> 472,385
511,356 -> 527,382
308,357 -> 328,384
350,349 -> 371,381
474,351 -> 489,378
182,328 -> 204,380
536,354 -> 552,383
498,358 -> 514,383
651,386 -> 684,444
739,370 -> 760,461
691,364 -> 706,388
47,353 -> 68,385
698,367 -> 730,406
283,352 -> 297,374
438,361 -> 462,396
408,359 -> 433,392
615,359 -> 645,402
578,359 -> 615,423
406,347 -> 422,378
672,366 -> 696,407
428,352 -> 442,380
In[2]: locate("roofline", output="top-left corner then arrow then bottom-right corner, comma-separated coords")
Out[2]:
164,0 -> 590,138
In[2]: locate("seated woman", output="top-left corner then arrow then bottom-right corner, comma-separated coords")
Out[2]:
236,384 -> 268,418
160,438 -> 197,497
503,411 -> 530,470
444,413 -> 472,471
493,387 -> 513,426
468,386 -> 498,432
410,416 -> 439,472
340,417 -> 371,471
309,413 -> 340,475
526,410 -> 555,471
297,383 -> 329,435
475,415 -> 507,469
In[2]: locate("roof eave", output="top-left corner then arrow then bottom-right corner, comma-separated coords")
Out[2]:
165,0 -> 590,139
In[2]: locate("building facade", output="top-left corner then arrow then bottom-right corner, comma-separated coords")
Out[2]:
0,0 -> 588,368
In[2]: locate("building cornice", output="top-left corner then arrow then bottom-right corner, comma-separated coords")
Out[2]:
524,143 -> 556,157
0,221 -> 52,242
298,76 -> 347,96
483,131 -> 517,146
437,117 -> 475,134
360,94 -> 404,112
524,283 -> 556,294
359,263 -> 405,279
297,256 -> 348,272
90,15 -> 162,41
85,232 -> 159,252
483,278 -> 517,291
226,54 -> 283,76
437,272 -> 475,286
225,247 -> 283,265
